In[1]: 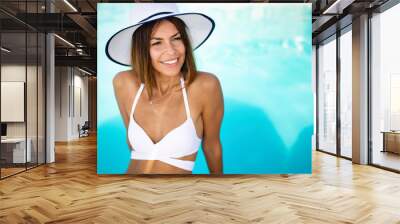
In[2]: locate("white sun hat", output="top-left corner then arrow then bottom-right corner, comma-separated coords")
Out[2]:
105,3 -> 215,66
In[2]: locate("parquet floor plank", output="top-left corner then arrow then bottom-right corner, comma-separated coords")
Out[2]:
0,135 -> 399,223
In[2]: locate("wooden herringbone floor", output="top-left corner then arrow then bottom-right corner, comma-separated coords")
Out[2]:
1,135 -> 400,224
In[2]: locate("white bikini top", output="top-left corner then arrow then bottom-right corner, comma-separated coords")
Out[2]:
128,78 -> 201,171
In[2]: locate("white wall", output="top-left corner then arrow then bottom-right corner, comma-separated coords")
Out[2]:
55,66 -> 69,141
73,72 -> 89,137
1,65 -> 40,137
1,64 -> 46,164
55,67 -> 89,141
312,45 -> 316,150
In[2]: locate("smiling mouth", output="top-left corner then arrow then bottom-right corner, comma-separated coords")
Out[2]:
161,58 -> 178,65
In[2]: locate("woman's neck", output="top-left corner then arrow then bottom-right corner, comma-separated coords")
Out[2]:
154,73 -> 181,96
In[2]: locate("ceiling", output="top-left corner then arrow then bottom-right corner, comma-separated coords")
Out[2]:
0,0 -> 394,76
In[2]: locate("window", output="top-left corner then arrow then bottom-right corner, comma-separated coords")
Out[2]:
339,28 -> 352,158
371,3 -> 400,171
317,36 -> 337,154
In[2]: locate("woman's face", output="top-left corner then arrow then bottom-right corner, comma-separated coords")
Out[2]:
149,19 -> 186,78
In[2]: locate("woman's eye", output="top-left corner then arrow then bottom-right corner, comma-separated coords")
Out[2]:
151,42 -> 161,46
173,37 -> 182,41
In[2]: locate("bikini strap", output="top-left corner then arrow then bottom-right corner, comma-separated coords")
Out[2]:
130,83 -> 144,118
180,78 -> 191,119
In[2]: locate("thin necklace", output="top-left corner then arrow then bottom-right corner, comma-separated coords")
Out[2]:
149,87 -> 176,105
149,79 -> 181,105
149,94 -> 170,105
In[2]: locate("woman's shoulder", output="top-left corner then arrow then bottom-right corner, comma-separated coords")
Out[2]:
193,71 -> 221,92
113,69 -> 140,91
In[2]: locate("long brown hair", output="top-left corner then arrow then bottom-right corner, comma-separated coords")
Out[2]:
131,17 -> 197,98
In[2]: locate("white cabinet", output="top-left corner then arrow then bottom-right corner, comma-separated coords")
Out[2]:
1,138 -> 31,163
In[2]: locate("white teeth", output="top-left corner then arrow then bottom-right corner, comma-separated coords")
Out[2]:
162,59 -> 178,64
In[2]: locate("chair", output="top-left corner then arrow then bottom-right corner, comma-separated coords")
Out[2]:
79,121 -> 90,138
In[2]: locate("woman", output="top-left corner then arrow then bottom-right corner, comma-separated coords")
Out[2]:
106,4 -> 224,174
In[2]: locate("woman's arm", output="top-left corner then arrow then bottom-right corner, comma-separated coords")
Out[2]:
113,71 -> 138,150
201,74 -> 224,174
113,72 -> 131,128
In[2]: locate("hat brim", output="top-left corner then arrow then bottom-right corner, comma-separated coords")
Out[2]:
105,12 -> 215,67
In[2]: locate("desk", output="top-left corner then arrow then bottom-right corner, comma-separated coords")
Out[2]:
1,138 -> 31,163
381,131 -> 400,154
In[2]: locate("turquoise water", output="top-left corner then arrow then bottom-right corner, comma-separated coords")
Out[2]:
97,3 -> 313,174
